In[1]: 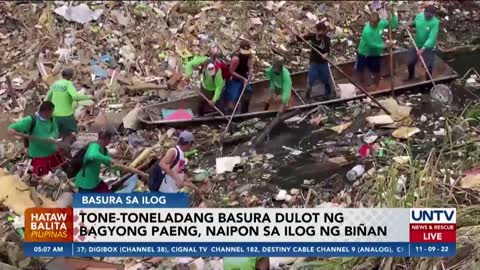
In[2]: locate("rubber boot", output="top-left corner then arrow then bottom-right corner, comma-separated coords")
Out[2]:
240,99 -> 250,114
404,65 -> 415,81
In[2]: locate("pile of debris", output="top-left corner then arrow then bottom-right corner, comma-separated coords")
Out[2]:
1,1 -> 478,113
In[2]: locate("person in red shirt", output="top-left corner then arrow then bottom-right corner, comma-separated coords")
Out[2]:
226,40 -> 254,114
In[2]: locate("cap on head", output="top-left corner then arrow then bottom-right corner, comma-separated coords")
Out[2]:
239,40 -> 251,55
206,63 -> 216,76
62,68 -> 74,80
178,130 -> 194,146
424,5 -> 436,16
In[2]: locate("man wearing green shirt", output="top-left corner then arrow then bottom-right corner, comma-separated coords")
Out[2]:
223,257 -> 269,270
264,58 -> 292,112
355,8 -> 398,88
8,101 -> 66,178
184,47 -> 227,116
74,129 -> 113,193
45,68 -> 93,149
405,5 -> 440,81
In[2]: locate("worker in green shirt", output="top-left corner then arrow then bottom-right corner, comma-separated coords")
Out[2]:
8,101 -> 66,178
355,6 -> 398,89
45,68 -> 93,153
223,257 -> 269,270
405,5 -> 440,81
74,129 -> 114,193
184,47 -> 228,116
264,58 -> 292,112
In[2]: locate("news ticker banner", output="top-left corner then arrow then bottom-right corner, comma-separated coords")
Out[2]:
24,194 -> 456,258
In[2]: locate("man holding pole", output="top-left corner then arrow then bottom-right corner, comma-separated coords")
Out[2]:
184,46 -> 228,116
355,7 -> 398,89
8,101 -> 66,178
300,22 -> 332,100
157,131 -> 198,193
226,40 -> 254,115
71,128 -> 150,193
73,128 -> 114,193
265,58 -> 292,112
45,68 -> 93,155
405,5 -> 439,81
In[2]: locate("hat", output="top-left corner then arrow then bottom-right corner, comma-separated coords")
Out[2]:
239,40 -> 252,55
206,63 -> 216,76
179,130 -> 194,145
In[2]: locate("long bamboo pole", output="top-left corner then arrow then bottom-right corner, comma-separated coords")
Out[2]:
223,83 -> 247,135
195,88 -> 228,120
388,10 -> 395,97
406,29 -> 436,86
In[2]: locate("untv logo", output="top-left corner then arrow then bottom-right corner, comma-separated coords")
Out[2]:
409,208 -> 456,224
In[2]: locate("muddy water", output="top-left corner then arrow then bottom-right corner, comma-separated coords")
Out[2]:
268,51 -> 480,191
257,120 -> 356,192
441,50 -> 480,75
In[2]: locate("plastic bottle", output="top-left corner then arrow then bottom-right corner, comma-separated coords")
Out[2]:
396,175 -> 407,194
346,165 -> 365,182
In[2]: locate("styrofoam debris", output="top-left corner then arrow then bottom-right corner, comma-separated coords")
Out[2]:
275,190 -> 288,201
216,156 -> 241,174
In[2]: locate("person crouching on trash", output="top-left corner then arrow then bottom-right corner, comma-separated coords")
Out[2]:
8,101 -> 66,182
74,129 -> 114,193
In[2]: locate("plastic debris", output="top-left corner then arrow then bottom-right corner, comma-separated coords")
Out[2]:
216,156 -> 241,174
282,146 -> 302,156
337,84 -> 357,99
366,115 -> 395,125
329,122 -> 352,134
396,175 -> 407,194
54,4 -> 104,24
392,127 -> 421,139
393,156 -> 410,165
346,165 -> 365,182
363,130 -> 378,144
433,128 -> 447,136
